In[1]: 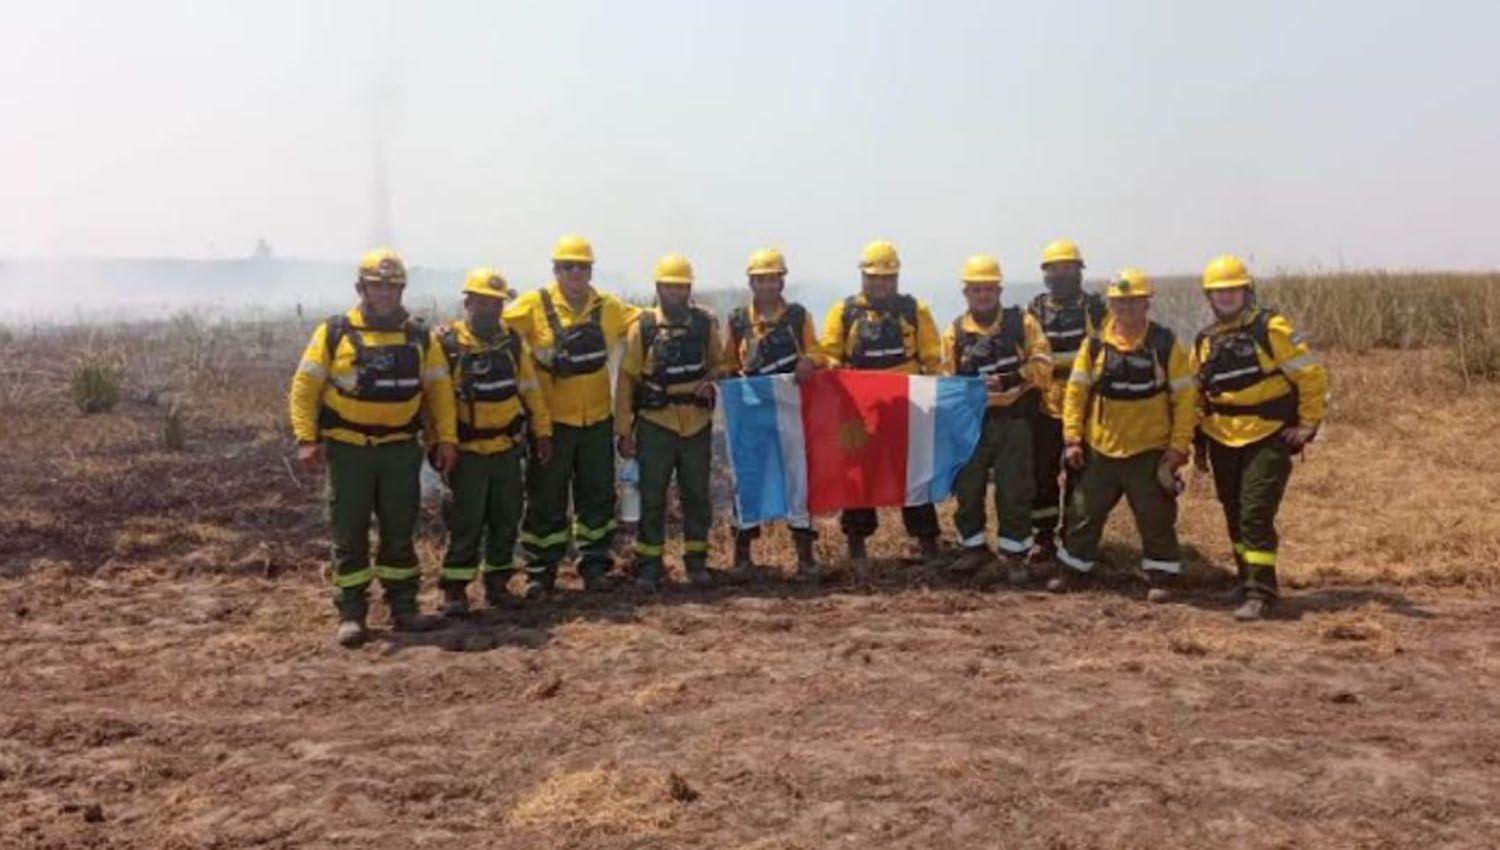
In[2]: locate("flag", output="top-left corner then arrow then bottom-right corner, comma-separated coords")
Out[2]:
720,370 -> 987,524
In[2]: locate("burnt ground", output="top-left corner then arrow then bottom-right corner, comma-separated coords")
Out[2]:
3,565 -> 1499,849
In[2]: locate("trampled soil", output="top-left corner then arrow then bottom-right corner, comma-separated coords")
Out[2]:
4,566 -> 1498,849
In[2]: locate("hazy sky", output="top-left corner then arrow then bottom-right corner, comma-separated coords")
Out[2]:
6,0 -> 1500,290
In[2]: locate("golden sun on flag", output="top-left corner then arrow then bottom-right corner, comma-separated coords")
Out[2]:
838,418 -> 870,453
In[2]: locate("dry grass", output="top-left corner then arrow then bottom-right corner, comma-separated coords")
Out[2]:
1152,271 -> 1500,380
1308,605 -> 1404,660
506,764 -> 681,836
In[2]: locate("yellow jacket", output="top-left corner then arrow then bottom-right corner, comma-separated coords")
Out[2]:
432,319 -> 552,455
722,300 -> 819,376
940,309 -> 1054,409
288,307 -> 457,447
1192,308 -> 1329,448
818,293 -> 941,374
503,282 -> 639,427
1063,320 -> 1196,458
617,304 -> 722,438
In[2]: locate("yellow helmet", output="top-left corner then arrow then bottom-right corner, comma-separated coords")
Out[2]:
961,254 -> 1003,285
747,247 -> 788,277
551,233 -> 595,264
653,252 -> 694,285
460,267 -> 510,300
357,246 -> 406,285
1202,253 -> 1253,290
860,240 -> 900,276
1105,267 -> 1153,299
1040,238 -> 1084,268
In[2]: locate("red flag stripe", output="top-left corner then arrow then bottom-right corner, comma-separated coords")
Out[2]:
800,370 -> 910,513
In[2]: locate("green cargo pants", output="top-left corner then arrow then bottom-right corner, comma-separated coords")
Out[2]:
520,419 -> 617,586
441,445 -> 524,591
1208,436 -> 1293,598
326,438 -> 424,618
1030,412 -> 1081,545
634,419 -> 712,577
1058,448 -> 1181,577
953,409 -> 1035,555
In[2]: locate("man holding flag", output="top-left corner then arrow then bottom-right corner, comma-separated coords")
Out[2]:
942,254 -> 1053,584
721,247 -> 823,582
817,240 -> 944,563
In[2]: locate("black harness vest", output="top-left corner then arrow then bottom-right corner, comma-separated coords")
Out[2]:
440,326 -> 527,441
1195,308 -> 1299,425
537,291 -> 608,377
843,294 -> 918,370
1030,292 -> 1107,377
636,307 -> 714,411
318,315 -> 428,438
730,303 -> 808,376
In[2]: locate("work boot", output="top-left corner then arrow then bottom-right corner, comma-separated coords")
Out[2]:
687,554 -> 717,587
725,532 -> 763,584
634,560 -> 663,593
793,531 -> 822,583
917,535 -> 942,563
335,618 -> 367,647
578,559 -> 613,593
521,573 -> 553,601
1234,595 -> 1273,622
1046,568 -> 1086,593
1223,557 -> 1250,602
441,583 -> 471,618
846,535 -> 868,562
482,571 -> 512,608
947,546 -> 992,576
333,594 -> 369,648
1145,571 -> 1176,604
387,582 -> 441,632
1004,554 -> 1032,587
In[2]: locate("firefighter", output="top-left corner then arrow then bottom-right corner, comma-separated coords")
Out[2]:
288,247 -> 458,647
818,240 -> 943,562
1192,254 -> 1329,621
721,247 -> 823,583
1053,269 -> 1196,602
1027,239 -> 1108,563
503,235 -> 638,598
616,253 -> 721,591
942,254 -> 1053,584
433,268 -> 553,616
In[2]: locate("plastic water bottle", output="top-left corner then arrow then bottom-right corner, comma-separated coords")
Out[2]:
618,459 -> 641,523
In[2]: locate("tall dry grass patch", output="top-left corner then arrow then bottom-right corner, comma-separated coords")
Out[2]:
1152,271 -> 1500,381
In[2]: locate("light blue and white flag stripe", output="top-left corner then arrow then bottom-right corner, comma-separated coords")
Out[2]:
721,375 -> 809,526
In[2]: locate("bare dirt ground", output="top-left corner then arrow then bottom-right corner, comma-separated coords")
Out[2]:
3,327 -> 1499,848
5,571 -> 1499,849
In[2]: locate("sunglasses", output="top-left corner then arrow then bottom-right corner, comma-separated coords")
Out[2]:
555,262 -> 592,273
